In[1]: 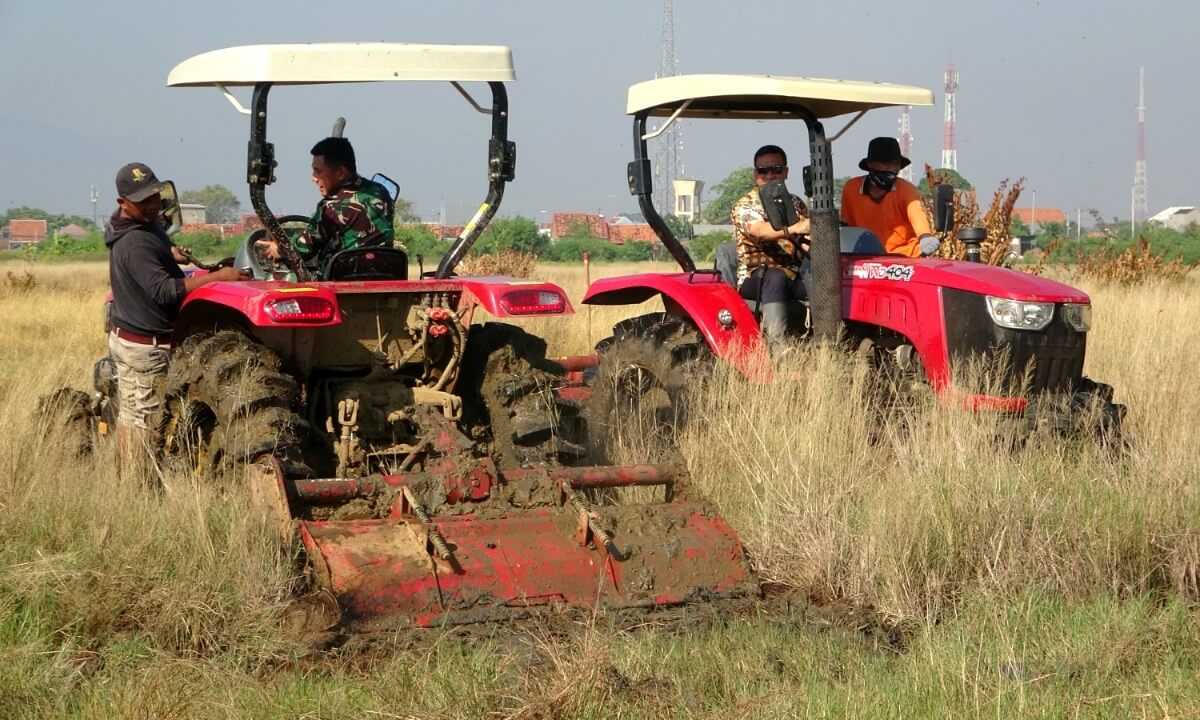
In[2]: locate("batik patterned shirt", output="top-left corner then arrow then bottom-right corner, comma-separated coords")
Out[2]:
731,187 -> 807,286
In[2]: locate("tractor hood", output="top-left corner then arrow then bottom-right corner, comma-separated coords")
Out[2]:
844,257 -> 1090,304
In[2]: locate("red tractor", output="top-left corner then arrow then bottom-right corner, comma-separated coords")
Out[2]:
583,74 -> 1123,447
72,44 -> 757,629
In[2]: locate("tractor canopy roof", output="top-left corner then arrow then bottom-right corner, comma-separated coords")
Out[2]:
167,42 -> 515,86
626,74 -> 933,120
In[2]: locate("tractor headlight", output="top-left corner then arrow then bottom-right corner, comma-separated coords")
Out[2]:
985,296 -> 1054,331
717,309 -> 734,327
1061,303 -> 1091,332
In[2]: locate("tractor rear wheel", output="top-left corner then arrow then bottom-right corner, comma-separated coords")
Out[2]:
459,322 -> 585,469
587,313 -> 711,465
158,331 -> 312,481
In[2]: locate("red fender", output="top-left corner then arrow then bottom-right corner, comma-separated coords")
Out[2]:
583,272 -> 768,377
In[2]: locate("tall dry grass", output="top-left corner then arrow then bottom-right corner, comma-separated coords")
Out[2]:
2,259 -> 1198,716
591,269 -> 1200,628
0,263 -> 298,675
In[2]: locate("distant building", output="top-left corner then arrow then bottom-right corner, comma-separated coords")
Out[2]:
549,212 -> 657,244
551,213 -> 608,240
5,218 -> 47,248
1012,207 -> 1066,231
180,203 -> 208,225
1148,206 -> 1200,231
56,224 -> 91,239
421,222 -> 466,241
608,224 -> 658,245
672,179 -> 704,222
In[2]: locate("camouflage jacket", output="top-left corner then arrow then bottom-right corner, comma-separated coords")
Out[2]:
731,187 -> 807,286
294,177 -> 395,269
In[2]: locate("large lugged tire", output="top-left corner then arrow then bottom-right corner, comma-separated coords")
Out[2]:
458,323 -> 585,469
587,313 -> 711,465
1060,377 -> 1127,456
37,387 -> 97,457
158,331 -> 311,478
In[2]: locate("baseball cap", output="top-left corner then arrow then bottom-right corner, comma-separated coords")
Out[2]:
115,162 -> 166,202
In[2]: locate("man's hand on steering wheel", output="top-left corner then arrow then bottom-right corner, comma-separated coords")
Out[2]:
171,245 -> 193,265
256,238 -> 283,262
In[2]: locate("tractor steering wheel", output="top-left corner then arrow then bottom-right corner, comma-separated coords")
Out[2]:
239,216 -> 311,280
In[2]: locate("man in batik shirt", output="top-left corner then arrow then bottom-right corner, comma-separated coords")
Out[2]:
260,136 -> 395,275
730,144 -> 810,341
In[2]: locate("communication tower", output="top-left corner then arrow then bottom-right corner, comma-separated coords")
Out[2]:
1132,66 -> 1149,226
898,106 -> 913,181
941,64 -> 958,170
652,0 -> 683,214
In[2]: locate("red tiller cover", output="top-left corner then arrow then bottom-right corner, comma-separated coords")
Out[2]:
299,503 -> 756,628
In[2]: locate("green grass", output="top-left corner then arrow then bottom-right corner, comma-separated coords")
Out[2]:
2,592 -> 1197,718
1,261 -> 1198,718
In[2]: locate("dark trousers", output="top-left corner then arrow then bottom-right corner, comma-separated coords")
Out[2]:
738,266 -> 808,305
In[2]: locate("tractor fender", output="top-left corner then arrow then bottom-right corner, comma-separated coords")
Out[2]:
583,273 -> 767,377
456,277 -> 575,318
175,281 -> 343,340
841,271 -> 951,390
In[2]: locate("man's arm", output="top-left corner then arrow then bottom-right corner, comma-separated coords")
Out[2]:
183,266 -> 246,292
734,195 -> 809,244
840,181 -> 856,225
903,183 -> 934,238
127,236 -> 186,307
258,207 -> 322,267
901,183 -> 939,255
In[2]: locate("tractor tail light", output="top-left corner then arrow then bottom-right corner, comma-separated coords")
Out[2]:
500,289 -> 566,315
264,296 -> 335,323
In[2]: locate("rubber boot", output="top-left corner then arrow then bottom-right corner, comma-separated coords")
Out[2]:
760,302 -> 789,348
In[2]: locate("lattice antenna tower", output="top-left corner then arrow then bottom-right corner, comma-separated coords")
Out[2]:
1132,66 -> 1148,223
941,64 -> 958,170
898,106 -> 913,181
652,0 -> 682,214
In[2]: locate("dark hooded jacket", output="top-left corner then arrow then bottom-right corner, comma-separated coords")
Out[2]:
105,211 -> 186,337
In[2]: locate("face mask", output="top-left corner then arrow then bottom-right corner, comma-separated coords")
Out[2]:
866,170 -> 898,192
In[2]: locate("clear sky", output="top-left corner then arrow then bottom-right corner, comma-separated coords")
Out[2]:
1,0 -> 1194,225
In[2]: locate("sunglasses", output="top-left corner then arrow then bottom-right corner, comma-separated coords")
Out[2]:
755,165 -> 787,175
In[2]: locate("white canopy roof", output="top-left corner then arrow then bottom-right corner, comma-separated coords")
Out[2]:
627,74 -> 934,119
167,43 -> 515,87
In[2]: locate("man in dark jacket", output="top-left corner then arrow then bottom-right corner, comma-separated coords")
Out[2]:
106,162 -> 245,457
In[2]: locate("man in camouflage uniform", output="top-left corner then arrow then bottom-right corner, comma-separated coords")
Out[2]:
260,136 -> 395,275
731,144 -> 810,341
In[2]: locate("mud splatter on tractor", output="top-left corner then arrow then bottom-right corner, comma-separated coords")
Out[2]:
59,43 -> 758,630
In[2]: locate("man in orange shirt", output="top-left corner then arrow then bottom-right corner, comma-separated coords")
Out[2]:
841,137 -> 940,258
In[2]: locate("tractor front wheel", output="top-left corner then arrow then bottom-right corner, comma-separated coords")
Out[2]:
459,322 -> 585,469
587,313 -> 711,465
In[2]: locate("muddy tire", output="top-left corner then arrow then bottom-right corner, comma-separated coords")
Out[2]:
37,387 -> 96,457
587,313 -> 711,465
458,323 -> 585,469
852,336 -> 936,444
158,331 -> 312,479
1066,378 -> 1127,455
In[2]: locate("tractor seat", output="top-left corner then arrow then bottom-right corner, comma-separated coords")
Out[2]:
840,227 -> 886,255
322,246 -> 409,281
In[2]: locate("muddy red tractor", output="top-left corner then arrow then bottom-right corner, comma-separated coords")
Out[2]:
583,74 -> 1124,448
70,45 -> 757,629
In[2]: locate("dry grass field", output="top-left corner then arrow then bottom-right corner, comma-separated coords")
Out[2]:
2,258 -> 1199,718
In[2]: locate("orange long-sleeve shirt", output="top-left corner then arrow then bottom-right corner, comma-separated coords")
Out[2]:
840,176 -> 932,258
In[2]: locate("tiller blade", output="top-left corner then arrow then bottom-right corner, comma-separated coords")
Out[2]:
288,463 -> 757,628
